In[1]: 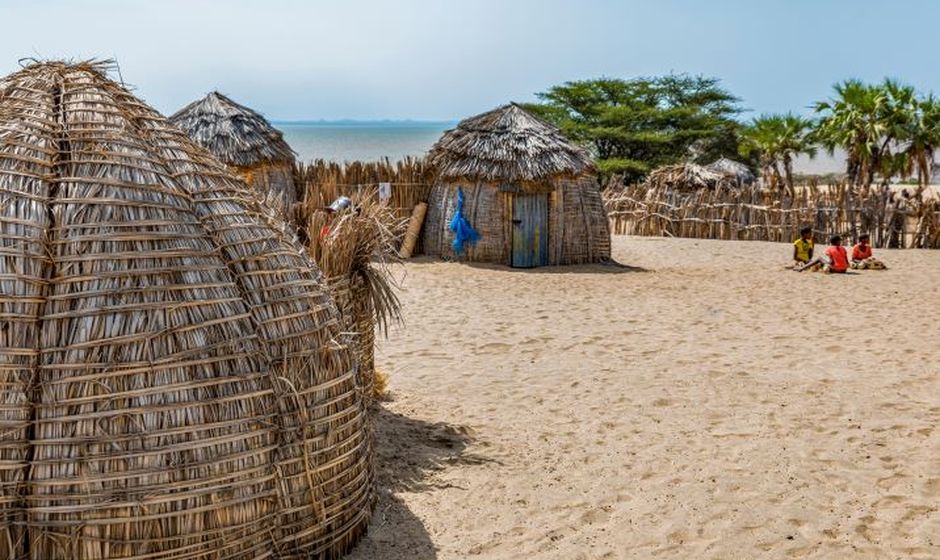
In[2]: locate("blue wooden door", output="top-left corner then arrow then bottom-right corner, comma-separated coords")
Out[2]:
511,193 -> 549,267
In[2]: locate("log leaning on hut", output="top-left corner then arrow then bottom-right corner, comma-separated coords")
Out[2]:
0,61 -> 373,559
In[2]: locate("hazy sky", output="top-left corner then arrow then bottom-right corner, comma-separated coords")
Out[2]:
2,0 -> 939,122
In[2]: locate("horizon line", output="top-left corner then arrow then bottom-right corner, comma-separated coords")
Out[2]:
272,118 -> 458,126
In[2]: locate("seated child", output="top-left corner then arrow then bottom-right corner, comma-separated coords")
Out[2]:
792,226 -> 814,266
798,235 -> 848,273
851,234 -> 887,269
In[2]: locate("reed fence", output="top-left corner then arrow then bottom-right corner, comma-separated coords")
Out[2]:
604,183 -> 940,249
294,158 -> 433,221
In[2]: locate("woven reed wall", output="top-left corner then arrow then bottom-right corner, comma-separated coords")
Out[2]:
237,161 -> 296,220
0,62 -> 373,560
326,275 -> 377,406
423,176 -> 611,266
559,176 -> 611,264
605,183 -> 940,249
423,182 -> 509,263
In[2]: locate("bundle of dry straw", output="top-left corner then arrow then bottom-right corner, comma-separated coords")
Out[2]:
303,192 -> 406,401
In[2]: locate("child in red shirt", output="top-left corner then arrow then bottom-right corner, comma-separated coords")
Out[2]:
824,236 -> 848,273
852,234 -> 873,261
797,235 -> 847,273
850,233 -> 887,269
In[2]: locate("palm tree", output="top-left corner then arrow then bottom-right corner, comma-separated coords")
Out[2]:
813,80 -> 888,189
813,79 -> 927,189
903,95 -> 940,191
739,114 -> 816,195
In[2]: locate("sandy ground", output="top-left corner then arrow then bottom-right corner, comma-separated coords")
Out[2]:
348,236 -> 939,560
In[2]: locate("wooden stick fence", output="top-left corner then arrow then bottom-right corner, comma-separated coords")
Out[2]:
604,182 -> 940,249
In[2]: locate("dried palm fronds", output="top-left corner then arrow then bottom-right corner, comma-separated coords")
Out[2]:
373,368 -> 391,401
305,193 -> 406,401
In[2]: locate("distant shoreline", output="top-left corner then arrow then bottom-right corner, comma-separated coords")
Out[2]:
273,120 -> 457,128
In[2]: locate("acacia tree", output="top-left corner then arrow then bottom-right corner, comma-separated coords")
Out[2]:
739,114 -> 816,195
525,75 -> 744,183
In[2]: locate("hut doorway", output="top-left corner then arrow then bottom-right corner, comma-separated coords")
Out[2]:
511,193 -> 549,267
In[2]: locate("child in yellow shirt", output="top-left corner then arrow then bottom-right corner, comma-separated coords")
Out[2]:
793,226 -> 814,265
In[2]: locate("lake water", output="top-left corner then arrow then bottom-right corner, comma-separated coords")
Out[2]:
276,122 -> 454,163
275,120 -> 848,174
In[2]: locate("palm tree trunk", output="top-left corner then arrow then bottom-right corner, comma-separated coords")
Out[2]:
782,155 -> 795,197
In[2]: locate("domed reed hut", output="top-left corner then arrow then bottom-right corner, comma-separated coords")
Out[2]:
706,157 -> 756,187
170,91 -> 297,218
645,162 -> 735,192
422,104 -> 610,267
0,61 -> 372,559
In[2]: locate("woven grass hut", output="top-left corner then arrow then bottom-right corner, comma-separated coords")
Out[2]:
645,162 -> 734,192
706,157 -> 756,186
0,61 -> 371,559
423,103 -> 610,267
170,91 -> 297,217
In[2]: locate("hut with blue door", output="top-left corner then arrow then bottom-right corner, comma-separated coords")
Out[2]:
422,104 -> 611,267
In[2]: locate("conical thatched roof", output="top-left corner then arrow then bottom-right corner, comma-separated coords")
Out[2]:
428,103 -> 594,182
706,157 -> 756,185
170,90 -> 295,167
0,61 -> 370,559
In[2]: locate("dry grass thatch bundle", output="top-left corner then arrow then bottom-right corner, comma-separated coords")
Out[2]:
423,104 -> 610,266
0,61 -> 372,559
304,193 -> 405,402
170,91 -> 298,218
705,157 -> 756,186
644,163 -> 735,192
427,103 -> 594,186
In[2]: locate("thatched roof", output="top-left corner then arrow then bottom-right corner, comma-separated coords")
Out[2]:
706,157 -> 756,185
428,103 -> 594,183
645,163 -> 733,191
170,90 -> 295,167
0,61 -> 369,558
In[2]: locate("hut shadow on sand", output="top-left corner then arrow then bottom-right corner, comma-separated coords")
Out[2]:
406,255 -> 646,274
349,405 -> 487,559
463,260 -> 647,275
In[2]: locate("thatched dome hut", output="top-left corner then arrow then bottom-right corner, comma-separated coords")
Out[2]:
0,61 -> 371,559
422,103 -> 610,266
644,163 -> 734,192
170,91 -> 297,217
706,157 -> 756,186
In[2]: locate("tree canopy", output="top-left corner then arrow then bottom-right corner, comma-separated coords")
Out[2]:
525,75 -> 744,183
739,113 -> 816,194
813,79 -> 940,189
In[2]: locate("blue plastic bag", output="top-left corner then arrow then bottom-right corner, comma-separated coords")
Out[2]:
449,188 -> 480,255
